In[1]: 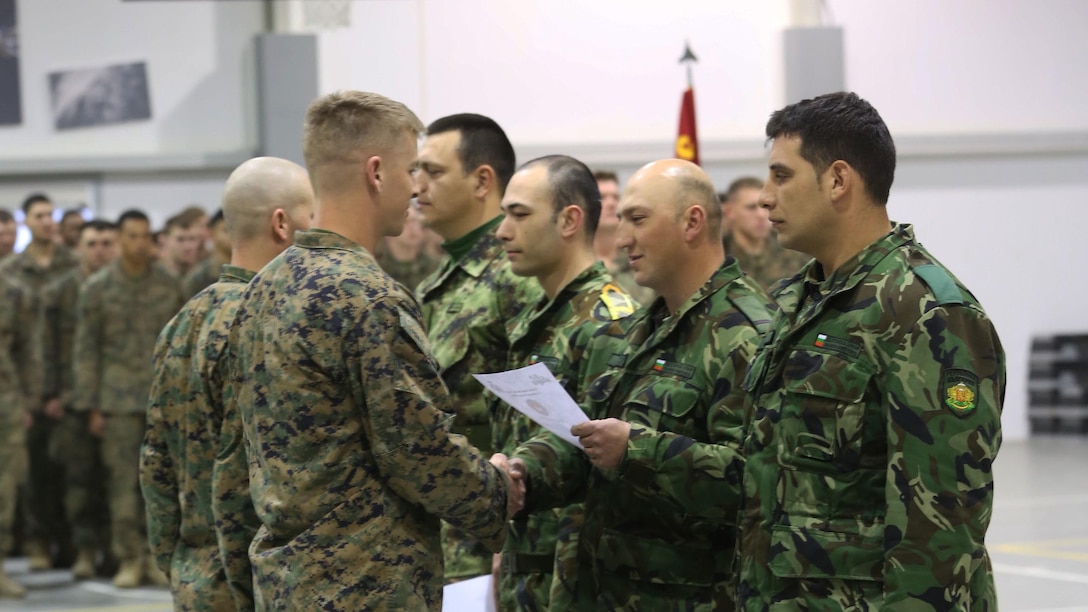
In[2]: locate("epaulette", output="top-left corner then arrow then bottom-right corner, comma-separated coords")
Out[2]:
725,281 -> 774,336
912,263 -> 964,306
599,283 -> 636,320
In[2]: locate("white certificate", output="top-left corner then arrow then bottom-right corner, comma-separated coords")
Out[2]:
473,362 -> 587,449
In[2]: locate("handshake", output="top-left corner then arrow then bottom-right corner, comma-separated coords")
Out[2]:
489,453 -> 527,519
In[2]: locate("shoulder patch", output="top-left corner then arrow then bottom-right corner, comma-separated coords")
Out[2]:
600,283 -> 636,320
913,263 -> 964,306
943,368 -> 979,417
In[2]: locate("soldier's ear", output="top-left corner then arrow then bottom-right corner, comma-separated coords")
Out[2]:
559,204 -> 582,239
683,204 -> 706,242
365,156 -> 383,193
827,160 -> 851,203
473,165 -> 497,199
271,208 -> 290,242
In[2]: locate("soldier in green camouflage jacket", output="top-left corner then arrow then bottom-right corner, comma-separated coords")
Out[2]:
0,277 -> 42,598
141,157 -> 314,611
226,92 -> 516,610
39,219 -> 117,579
510,160 -> 774,610
490,156 -> 638,610
415,114 -> 544,581
74,209 -> 187,588
738,92 -> 1004,611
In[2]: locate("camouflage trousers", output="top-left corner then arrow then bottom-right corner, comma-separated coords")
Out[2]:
442,520 -> 493,583
49,411 -> 110,550
497,505 -> 583,612
23,413 -> 71,553
101,414 -> 148,561
170,546 -> 236,612
0,423 -> 27,555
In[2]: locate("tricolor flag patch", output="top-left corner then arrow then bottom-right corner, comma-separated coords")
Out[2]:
653,358 -> 666,372
814,333 -> 828,348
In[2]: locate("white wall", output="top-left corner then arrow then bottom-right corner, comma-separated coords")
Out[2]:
0,0 -> 263,162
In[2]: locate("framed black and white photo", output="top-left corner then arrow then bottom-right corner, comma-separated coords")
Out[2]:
49,61 -> 152,130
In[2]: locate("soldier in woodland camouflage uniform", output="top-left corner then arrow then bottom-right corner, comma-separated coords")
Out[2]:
489,156 -> 638,611
375,204 -> 440,292
140,158 -> 314,611
738,92 -> 1004,611
1,193 -> 80,570
719,176 -> 810,290
414,113 -> 544,581
40,219 -> 117,579
74,209 -> 186,588
593,170 -> 656,306
0,278 -> 42,598
508,160 -> 774,610
226,91 -> 517,610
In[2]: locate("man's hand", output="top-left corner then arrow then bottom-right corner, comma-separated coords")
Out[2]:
43,398 -> 65,420
88,409 -> 105,438
572,418 -> 631,469
490,453 -> 526,518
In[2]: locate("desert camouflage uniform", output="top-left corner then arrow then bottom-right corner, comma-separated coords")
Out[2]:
417,218 -> 543,581
737,224 -> 1005,611
141,265 -> 254,611
492,261 -> 637,611
514,259 -> 773,610
2,247 -> 78,553
228,229 -> 510,610
40,268 -> 110,554
1,278 -> 41,557
74,261 -> 186,564
722,232 -> 811,291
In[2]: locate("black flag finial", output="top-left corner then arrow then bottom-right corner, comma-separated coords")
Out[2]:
679,42 -> 698,65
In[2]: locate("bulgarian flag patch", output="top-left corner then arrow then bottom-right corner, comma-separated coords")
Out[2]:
814,333 -> 827,348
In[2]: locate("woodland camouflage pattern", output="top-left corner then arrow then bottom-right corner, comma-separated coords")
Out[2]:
228,229 -> 510,610
416,222 -> 542,580
491,260 -> 636,611
738,224 -> 1005,611
513,259 -> 773,610
141,265 -> 254,611
0,278 -> 41,555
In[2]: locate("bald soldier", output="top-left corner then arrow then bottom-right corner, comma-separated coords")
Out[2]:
227,91 -> 517,609
506,160 -> 774,609
141,157 -> 314,611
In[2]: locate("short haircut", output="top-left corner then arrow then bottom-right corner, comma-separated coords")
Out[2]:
61,207 -> 85,222
303,91 -> 424,194
22,193 -> 51,214
676,174 -> 722,242
208,209 -> 225,228
426,114 -> 516,195
79,219 -> 117,236
593,170 -> 619,184
722,176 -> 764,204
521,155 -> 602,240
117,209 -> 150,228
765,91 -> 896,205
0,208 -> 13,224
164,208 -> 205,233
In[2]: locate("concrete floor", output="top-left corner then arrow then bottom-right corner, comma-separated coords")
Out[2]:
2,436 -> 1086,611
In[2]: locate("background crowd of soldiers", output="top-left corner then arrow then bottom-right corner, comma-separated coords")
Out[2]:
0,90 -> 1003,611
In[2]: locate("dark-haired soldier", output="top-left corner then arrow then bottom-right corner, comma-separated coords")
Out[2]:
414,114 -> 544,582
738,92 -> 1005,610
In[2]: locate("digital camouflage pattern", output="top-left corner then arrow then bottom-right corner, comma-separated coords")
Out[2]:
74,260 -> 185,562
40,268 -> 109,552
514,259 -> 773,610
492,261 -> 637,612
738,224 -> 1005,611
228,229 -> 510,610
417,221 -> 542,581
722,231 -> 811,291
141,265 -> 255,611
0,277 -> 41,555
0,245 -> 80,294
376,248 -> 440,296
182,257 -> 226,299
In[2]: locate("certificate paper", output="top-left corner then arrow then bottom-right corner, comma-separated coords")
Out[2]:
473,363 -> 587,449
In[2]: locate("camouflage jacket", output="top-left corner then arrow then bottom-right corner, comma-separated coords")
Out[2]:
141,265 -> 255,610
722,232 -> 811,291
606,250 -> 656,306
228,229 -> 509,610
1,277 -> 42,427
738,224 -> 1005,611
0,245 -> 80,294
73,261 -> 185,414
376,248 -> 440,297
182,256 -> 226,298
40,268 -> 87,406
514,259 -> 773,610
417,222 -> 543,452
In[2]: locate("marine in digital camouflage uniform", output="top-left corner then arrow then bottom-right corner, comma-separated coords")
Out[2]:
141,265 -> 255,611
490,157 -> 638,611
415,114 -> 544,581
74,210 -> 187,587
229,229 -> 511,609
0,277 -> 42,598
723,231 -> 810,291
737,92 -> 1004,611
512,160 -> 774,610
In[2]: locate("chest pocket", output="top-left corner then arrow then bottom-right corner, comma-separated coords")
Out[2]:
778,349 -> 874,474
620,377 -> 704,439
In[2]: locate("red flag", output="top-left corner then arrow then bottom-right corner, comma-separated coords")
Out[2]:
675,86 -> 699,166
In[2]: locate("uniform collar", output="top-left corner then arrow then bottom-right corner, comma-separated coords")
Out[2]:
218,264 -> 255,284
